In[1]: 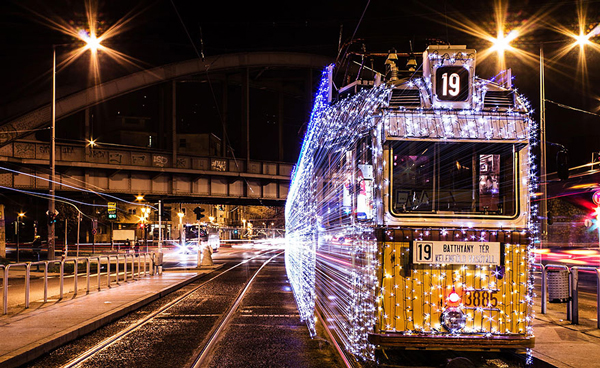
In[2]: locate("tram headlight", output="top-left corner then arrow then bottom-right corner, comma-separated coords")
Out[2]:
440,307 -> 467,333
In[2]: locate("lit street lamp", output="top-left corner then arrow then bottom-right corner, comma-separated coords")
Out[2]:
488,25 -> 596,248
178,211 -> 185,246
49,34 -> 103,260
16,212 -> 24,263
539,34 -> 594,246
141,206 -> 151,252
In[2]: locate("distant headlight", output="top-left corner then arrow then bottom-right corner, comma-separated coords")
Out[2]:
440,307 -> 466,333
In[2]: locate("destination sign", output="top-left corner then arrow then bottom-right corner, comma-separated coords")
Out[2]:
413,240 -> 501,265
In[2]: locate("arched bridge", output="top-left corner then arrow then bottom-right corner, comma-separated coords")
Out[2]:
0,52 -> 333,204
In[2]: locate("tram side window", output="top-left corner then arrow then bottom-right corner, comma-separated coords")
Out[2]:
392,142 -> 434,213
356,136 -> 374,221
391,141 -> 517,216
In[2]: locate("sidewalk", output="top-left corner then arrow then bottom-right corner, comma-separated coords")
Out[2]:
0,265 -> 222,368
532,293 -> 600,368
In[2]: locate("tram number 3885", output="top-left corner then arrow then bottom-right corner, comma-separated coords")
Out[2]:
464,290 -> 499,308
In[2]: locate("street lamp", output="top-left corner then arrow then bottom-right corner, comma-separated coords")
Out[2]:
49,35 -> 103,261
177,211 -> 185,246
140,206 -> 151,252
16,212 -> 24,263
539,36 -> 595,246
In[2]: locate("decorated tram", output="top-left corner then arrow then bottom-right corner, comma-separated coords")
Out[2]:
285,45 -> 536,363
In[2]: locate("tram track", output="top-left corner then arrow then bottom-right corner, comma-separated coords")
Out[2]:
189,251 -> 282,367
55,249 -> 282,368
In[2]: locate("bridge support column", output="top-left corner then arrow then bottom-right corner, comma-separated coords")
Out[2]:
171,80 -> 177,166
242,68 -> 250,167
222,76 -> 228,158
278,92 -> 284,162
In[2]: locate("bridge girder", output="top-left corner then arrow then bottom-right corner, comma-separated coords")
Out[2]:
0,52 -> 332,147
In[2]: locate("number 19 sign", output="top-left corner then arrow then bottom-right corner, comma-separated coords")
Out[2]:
413,240 -> 501,266
435,66 -> 469,101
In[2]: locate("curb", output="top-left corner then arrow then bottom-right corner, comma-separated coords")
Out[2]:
0,265 -> 224,368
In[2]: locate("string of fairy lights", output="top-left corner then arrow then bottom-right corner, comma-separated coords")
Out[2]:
286,49 -> 537,363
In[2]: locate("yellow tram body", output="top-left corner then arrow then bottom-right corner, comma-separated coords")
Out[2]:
372,230 -> 533,349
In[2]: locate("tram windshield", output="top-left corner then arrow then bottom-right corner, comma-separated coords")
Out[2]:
390,141 -> 519,216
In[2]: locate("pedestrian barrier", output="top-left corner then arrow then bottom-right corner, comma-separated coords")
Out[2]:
534,263 -> 600,328
2,252 -> 155,315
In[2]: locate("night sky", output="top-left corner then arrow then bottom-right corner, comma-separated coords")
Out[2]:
0,0 -> 599,169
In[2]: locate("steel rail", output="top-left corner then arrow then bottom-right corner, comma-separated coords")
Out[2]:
190,251 -> 284,368
62,249 -> 280,368
315,306 -> 353,368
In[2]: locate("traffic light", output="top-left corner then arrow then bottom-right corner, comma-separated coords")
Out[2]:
107,202 -> 117,220
47,210 -> 57,225
156,203 -> 172,221
193,206 -> 205,220
557,149 -> 569,180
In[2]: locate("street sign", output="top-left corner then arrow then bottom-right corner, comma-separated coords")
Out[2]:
108,202 -> 117,219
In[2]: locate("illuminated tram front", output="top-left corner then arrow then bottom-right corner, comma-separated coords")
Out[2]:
285,45 -> 535,362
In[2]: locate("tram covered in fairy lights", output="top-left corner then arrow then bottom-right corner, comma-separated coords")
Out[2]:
285,45 -> 537,363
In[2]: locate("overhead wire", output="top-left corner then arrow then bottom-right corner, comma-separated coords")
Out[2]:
169,0 -> 264,204
0,166 -> 157,210
0,186 -> 97,220
545,99 -> 600,118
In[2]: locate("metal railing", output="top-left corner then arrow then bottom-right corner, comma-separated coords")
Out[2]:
1,252 -> 155,315
534,263 -> 600,328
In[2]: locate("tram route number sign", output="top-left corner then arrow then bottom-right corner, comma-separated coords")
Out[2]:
413,240 -> 501,266
434,66 -> 469,101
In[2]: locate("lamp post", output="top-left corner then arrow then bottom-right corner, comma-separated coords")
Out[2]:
49,36 -> 102,260
539,45 -> 548,247
16,212 -> 24,263
538,34 -> 594,248
158,199 -> 162,254
141,206 -> 150,253
178,211 -> 185,246
48,46 -> 57,260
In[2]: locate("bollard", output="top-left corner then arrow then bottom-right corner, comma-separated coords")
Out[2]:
106,256 -> 112,287
44,262 -> 49,302
597,269 -> 600,329
60,261 -> 65,299
116,255 -> 121,284
86,258 -> 91,293
25,263 -> 30,308
541,266 -> 547,314
156,252 -> 164,275
201,245 -> 214,267
74,259 -> 78,296
571,268 -> 579,324
97,257 -> 101,291
4,266 -> 9,314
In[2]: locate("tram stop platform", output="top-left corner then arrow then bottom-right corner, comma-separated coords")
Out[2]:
0,265 -> 223,368
0,264 -> 597,368
531,299 -> 600,368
